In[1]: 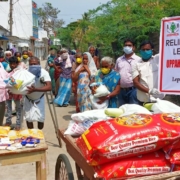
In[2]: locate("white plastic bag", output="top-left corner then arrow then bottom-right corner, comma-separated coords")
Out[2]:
8,69 -> 35,95
151,99 -> 180,113
94,84 -> 110,98
89,95 -> 108,109
119,104 -> 152,116
71,109 -> 109,122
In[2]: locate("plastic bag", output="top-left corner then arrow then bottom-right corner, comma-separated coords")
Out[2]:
94,84 -> 110,98
151,99 -> 180,113
8,69 -> 35,95
71,109 -> 109,123
94,151 -> 170,180
119,104 -> 152,116
89,95 -> 108,109
29,129 -> 44,139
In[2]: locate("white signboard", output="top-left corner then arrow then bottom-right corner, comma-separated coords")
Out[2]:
159,16 -> 180,94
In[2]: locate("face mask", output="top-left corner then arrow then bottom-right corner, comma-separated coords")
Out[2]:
101,68 -> 110,75
76,58 -> 82,64
123,46 -> 133,54
61,52 -> 68,60
17,57 -> 21,62
140,50 -> 153,61
23,55 -> 28,59
29,65 -> 41,78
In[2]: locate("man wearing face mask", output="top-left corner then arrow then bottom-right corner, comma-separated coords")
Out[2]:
132,40 -> 165,105
115,39 -> 141,106
24,56 -> 51,130
54,48 -> 75,107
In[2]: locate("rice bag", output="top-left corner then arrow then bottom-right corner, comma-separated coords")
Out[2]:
94,151 -> 170,180
76,113 -> 180,165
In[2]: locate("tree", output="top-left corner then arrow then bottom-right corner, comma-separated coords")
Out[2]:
38,2 -> 64,37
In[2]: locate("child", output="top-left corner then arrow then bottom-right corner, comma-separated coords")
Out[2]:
5,56 -> 22,130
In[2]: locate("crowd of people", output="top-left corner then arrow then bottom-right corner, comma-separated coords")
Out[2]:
0,38 -> 165,131
46,39 -> 164,113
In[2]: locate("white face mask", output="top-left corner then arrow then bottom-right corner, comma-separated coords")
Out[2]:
61,52 -> 68,60
123,46 -> 133,55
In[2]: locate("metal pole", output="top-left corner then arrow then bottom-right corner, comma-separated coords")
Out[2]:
9,0 -> 13,36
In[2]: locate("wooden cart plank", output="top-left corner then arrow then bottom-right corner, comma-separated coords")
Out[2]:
59,129 -> 100,180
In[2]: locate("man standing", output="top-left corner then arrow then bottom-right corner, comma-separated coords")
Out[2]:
132,40 -> 164,104
24,56 -> 51,129
115,39 -> 141,106
88,45 -> 100,69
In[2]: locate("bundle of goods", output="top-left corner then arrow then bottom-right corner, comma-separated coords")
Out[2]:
76,113 -> 180,179
4,69 -> 35,95
143,99 -> 180,113
89,82 -> 110,109
65,105 -> 151,136
0,127 -> 44,150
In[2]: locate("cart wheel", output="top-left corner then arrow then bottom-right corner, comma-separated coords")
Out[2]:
55,154 -> 74,180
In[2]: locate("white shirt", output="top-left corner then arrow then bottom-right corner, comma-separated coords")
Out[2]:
115,53 -> 141,87
132,54 -> 165,102
26,68 -> 51,100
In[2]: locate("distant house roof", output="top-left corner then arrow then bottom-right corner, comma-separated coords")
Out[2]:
0,25 -> 9,32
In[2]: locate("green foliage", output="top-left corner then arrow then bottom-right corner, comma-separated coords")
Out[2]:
56,0 -> 180,57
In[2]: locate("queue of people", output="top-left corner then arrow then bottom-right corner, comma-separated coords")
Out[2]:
0,50 -> 51,130
48,40 -> 164,113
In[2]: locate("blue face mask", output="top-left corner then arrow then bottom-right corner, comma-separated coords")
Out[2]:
140,50 -> 153,61
29,65 -> 41,78
123,46 -> 133,55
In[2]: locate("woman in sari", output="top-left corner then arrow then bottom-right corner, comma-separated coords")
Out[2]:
47,50 -> 56,95
75,52 -> 97,112
72,52 -> 82,112
54,48 -> 74,107
93,56 -> 121,108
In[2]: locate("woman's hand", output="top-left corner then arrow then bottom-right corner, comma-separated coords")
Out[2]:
97,96 -> 108,104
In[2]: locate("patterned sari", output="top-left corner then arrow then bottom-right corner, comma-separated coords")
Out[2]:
95,69 -> 120,108
76,52 -> 97,112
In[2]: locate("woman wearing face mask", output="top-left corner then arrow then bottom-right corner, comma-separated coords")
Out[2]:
54,48 -> 75,107
47,50 -> 56,95
132,40 -> 165,105
3,51 -> 12,72
21,50 -> 29,68
75,52 -> 97,112
71,52 -> 82,112
14,52 -> 26,69
93,57 -> 121,108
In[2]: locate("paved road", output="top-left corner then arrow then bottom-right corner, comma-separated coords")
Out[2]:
0,61 -> 78,180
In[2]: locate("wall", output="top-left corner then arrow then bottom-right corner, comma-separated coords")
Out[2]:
0,0 -> 33,38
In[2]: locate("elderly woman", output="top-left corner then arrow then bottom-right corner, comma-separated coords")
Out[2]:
93,56 -> 121,108
21,50 -> 29,68
54,48 -> 75,107
3,51 -> 12,71
75,52 -> 97,112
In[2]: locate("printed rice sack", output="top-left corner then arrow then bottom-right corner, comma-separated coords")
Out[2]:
76,113 -> 180,166
94,151 -> 171,180
166,148 -> 180,165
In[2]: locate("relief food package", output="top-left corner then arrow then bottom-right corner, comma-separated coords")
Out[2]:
76,113 -> 180,166
29,129 -> 44,139
166,148 -> 180,165
94,151 -> 171,180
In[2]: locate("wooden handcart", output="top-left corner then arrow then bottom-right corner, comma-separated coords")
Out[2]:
46,92 -> 180,180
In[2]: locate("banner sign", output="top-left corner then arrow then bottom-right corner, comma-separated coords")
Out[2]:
159,16 -> 180,94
